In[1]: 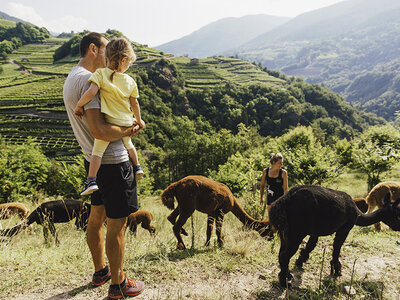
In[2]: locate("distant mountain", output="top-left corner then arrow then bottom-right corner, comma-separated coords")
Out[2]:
0,11 -> 32,25
231,0 -> 400,121
155,14 -> 290,58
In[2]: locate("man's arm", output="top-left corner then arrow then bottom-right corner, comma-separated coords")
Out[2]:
86,108 -> 138,142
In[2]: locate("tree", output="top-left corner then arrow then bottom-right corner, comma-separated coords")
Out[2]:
277,126 -> 343,185
352,125 -> 400,191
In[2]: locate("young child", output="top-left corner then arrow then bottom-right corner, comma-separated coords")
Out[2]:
74,37 -> 145,196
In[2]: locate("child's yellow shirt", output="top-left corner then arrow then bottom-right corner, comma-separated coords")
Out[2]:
89,68 -> 139,126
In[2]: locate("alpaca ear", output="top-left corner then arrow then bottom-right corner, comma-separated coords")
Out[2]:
383,192 -> 391,206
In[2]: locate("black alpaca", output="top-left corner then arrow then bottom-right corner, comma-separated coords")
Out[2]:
1,199 -> 91,243
269,185 -> 400,287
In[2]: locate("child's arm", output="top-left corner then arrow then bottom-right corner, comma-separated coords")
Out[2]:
129,96 -> 146,129
74,82 -> 99,119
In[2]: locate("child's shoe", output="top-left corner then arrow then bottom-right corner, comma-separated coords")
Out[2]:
133,165 -> 144,180
80,180 -> 99,196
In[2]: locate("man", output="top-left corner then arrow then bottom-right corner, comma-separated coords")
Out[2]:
63,32 -> 144,299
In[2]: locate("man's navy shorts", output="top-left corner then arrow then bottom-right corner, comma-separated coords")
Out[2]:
84,159 -> 139,219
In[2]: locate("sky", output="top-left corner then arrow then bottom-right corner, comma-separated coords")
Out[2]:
2,0 -> 346,47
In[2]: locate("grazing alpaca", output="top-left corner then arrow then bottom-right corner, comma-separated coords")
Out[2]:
1,199 -> 91,243
161,176 -> 271,250
0,202 -> 30,220
126,210 -> 156,235
365,181 -> 400,230
353,198 -> 368,213
269,185 -> 400,287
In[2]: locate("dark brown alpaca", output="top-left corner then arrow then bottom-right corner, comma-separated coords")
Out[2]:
0,202 -> 30,220
126,210 -> 156,235
269,185 -> 400,288
1,199 -> 91,243
161,175 -> 271,250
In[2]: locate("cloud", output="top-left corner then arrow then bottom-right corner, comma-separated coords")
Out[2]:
5,2 -> 89,33
6,2 -> 45,25
46,16 -> 89,34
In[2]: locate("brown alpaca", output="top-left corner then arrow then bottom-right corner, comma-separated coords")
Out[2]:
365,181 -> 400,230
126,210 -> 156,235
0,202 -> 30,220
353,198 -> 368,213
161,175 -> 271,250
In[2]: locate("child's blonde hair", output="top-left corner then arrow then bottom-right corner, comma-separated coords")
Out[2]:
270,152 -> 283,164
106,37 -> 136,81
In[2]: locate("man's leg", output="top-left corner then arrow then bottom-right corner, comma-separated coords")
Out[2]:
106,217 -> 127,284
86,204 -> 107,272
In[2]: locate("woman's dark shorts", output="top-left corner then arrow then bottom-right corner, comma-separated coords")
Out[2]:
84,159 -> 138,219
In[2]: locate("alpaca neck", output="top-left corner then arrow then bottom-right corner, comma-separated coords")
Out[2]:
231,200 -> 265,231
355,207 -> 387,227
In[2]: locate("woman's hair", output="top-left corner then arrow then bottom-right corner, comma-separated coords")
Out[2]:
106,37 -> 136,81
270,152 -> 283,165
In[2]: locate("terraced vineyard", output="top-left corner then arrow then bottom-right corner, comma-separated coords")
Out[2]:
172,56 -> 284,89
0,39 -> 78,159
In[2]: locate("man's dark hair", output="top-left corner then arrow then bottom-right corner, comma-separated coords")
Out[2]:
80,32 -> 105,57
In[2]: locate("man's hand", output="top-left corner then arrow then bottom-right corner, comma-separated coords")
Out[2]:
130,124 -> 141,137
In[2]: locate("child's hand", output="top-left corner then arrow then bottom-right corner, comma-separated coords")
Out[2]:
137,119 -> 146,129
74,106 -> 84,119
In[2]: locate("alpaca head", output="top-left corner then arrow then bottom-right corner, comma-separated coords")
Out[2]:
380,192 -> 400,230
256,220 -> 272,237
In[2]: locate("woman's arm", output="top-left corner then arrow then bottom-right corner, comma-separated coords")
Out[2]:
260,169 -> 267,205
282,169 -> 289,194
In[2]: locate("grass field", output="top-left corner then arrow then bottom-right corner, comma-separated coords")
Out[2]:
1,169 -> 400,300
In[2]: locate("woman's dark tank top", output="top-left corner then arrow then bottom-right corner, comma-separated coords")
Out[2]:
266,167 -> 284,204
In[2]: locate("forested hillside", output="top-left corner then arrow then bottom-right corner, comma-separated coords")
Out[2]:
0,17 -> 49,60
0,27 -> 391,195
228,0 -> 400,121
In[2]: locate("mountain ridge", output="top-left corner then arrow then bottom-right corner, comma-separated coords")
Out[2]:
155,14 -> 290,58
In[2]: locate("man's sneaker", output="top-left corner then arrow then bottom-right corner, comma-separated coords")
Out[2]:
133,165 -> 144,181
108,275 -> 145,299
91,265 -> 111,287
80,180 -> 99,196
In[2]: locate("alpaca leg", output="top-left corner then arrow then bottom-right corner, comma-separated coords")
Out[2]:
48,222 -> 59,245
167,208 -> 179,225
215,210 -> 224,248
173,211 -> 192,250
130,223 -> 137,236
205,215 -> 214,247
295,236 -> 319,268
43,225 -> 49,242
168,208 -> 188,236
330,226 -> 352,277
278,235 -> 303,287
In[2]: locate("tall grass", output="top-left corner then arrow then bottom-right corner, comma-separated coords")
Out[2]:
1,192 -> 400,299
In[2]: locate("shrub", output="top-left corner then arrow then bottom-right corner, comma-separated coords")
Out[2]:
45,155 -> 86,198
0,138 -> 51,202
